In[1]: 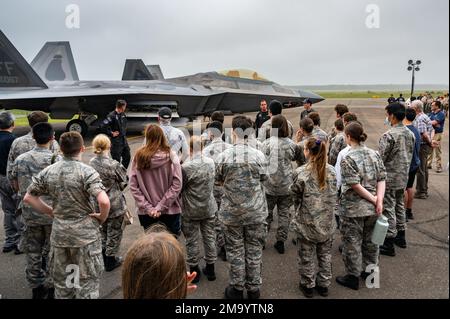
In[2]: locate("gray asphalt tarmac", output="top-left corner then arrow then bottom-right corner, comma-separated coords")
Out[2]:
0,98 -> 448,299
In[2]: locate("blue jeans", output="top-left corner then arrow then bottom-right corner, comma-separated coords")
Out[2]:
0,175 -> 23,248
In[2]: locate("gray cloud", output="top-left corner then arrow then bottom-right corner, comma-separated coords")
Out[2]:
1,0 -> 448,85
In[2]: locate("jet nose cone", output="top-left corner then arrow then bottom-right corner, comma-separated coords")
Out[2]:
298,90 -> 325,103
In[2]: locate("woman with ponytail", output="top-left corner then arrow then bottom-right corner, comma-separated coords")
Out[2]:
290,137 -> 337,298
335,122 -> 386,291
90,134 -> 128,272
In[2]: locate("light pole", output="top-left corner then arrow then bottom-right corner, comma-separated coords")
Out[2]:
408,60 -> 422,98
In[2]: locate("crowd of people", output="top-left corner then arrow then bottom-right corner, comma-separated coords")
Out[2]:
389,93 -> 449,116
0,94 -> 446,299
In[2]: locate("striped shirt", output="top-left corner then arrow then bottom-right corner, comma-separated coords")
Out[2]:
413,112 -> 433,144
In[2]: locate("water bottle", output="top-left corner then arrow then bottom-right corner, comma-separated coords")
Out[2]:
371,215 -> 389,246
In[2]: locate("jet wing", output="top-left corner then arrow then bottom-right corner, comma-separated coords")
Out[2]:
0,80 -> 208,99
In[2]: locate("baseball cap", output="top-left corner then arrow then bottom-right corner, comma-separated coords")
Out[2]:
158,107 -> 172,119
303,98 -> 312,105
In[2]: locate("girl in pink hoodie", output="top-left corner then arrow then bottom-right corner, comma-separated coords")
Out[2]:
129,124 -> 183,235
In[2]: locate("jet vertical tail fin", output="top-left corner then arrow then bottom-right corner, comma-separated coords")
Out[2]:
0,30 -> 47,89
122,59 -> 154,81
31,41 -> 79,81
146,65 -> 164,80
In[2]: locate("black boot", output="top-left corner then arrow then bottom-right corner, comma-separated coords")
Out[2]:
224,286 -> 244,299
314,275 -> 329,297
361,271 -> 371,280
394,230 -> 407,249
190,265 -> 201,283
274,241 -> 285,254
406,209 -> 414,221
218,246 -> 227,262
14,246 -> 23,255
379,238 -> 396,257
247,289 -> 260,299
336,275 -> 359,290
315,286 -> 329,297
32,285 -> 48,299
104,255 -> 123,272
299,283 -> 314,298
202,263 -> 216,281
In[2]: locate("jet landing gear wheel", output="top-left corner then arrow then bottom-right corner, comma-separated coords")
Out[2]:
66,119 -> 88,137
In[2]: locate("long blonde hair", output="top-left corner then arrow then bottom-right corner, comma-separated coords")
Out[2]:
92,134 -> 111,155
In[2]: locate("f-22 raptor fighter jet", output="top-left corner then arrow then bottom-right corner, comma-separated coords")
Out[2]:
0,30 -> 323,136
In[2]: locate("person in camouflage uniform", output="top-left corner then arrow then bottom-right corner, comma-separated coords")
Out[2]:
182,136 -> 218,283
328,119 -> 345,166
290,137 -> 337,298
216,116 -> 268,300
10,123 -> 58,299
328,119 -> 345,235
7,111 -> 59,181
5,111 -> 59,254
331,113 -> 359,235
89,134 -> 128,272
294,118 -> 314,167
308,112 -> 329,143
328,113 -> 358,167
328,104 -> 349,140
202,121 -> 232,261
290,118 -> 312,234
335,122 -> 386,291
257,100 -> 294,142
247,130 -> 264,151
24,132 -> 110,299
378,103 -> 415,256
261,115 -> 301,254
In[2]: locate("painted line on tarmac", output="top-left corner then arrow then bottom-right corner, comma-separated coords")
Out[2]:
409,213 -> 448,226
409,223 -> 449,246
409,242 -> 449,251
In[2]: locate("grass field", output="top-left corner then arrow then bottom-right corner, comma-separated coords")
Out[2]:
317,91 -> 448,99
7,109 -> 72,127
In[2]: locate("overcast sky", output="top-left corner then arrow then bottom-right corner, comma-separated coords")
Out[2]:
1,0 -> 448,85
